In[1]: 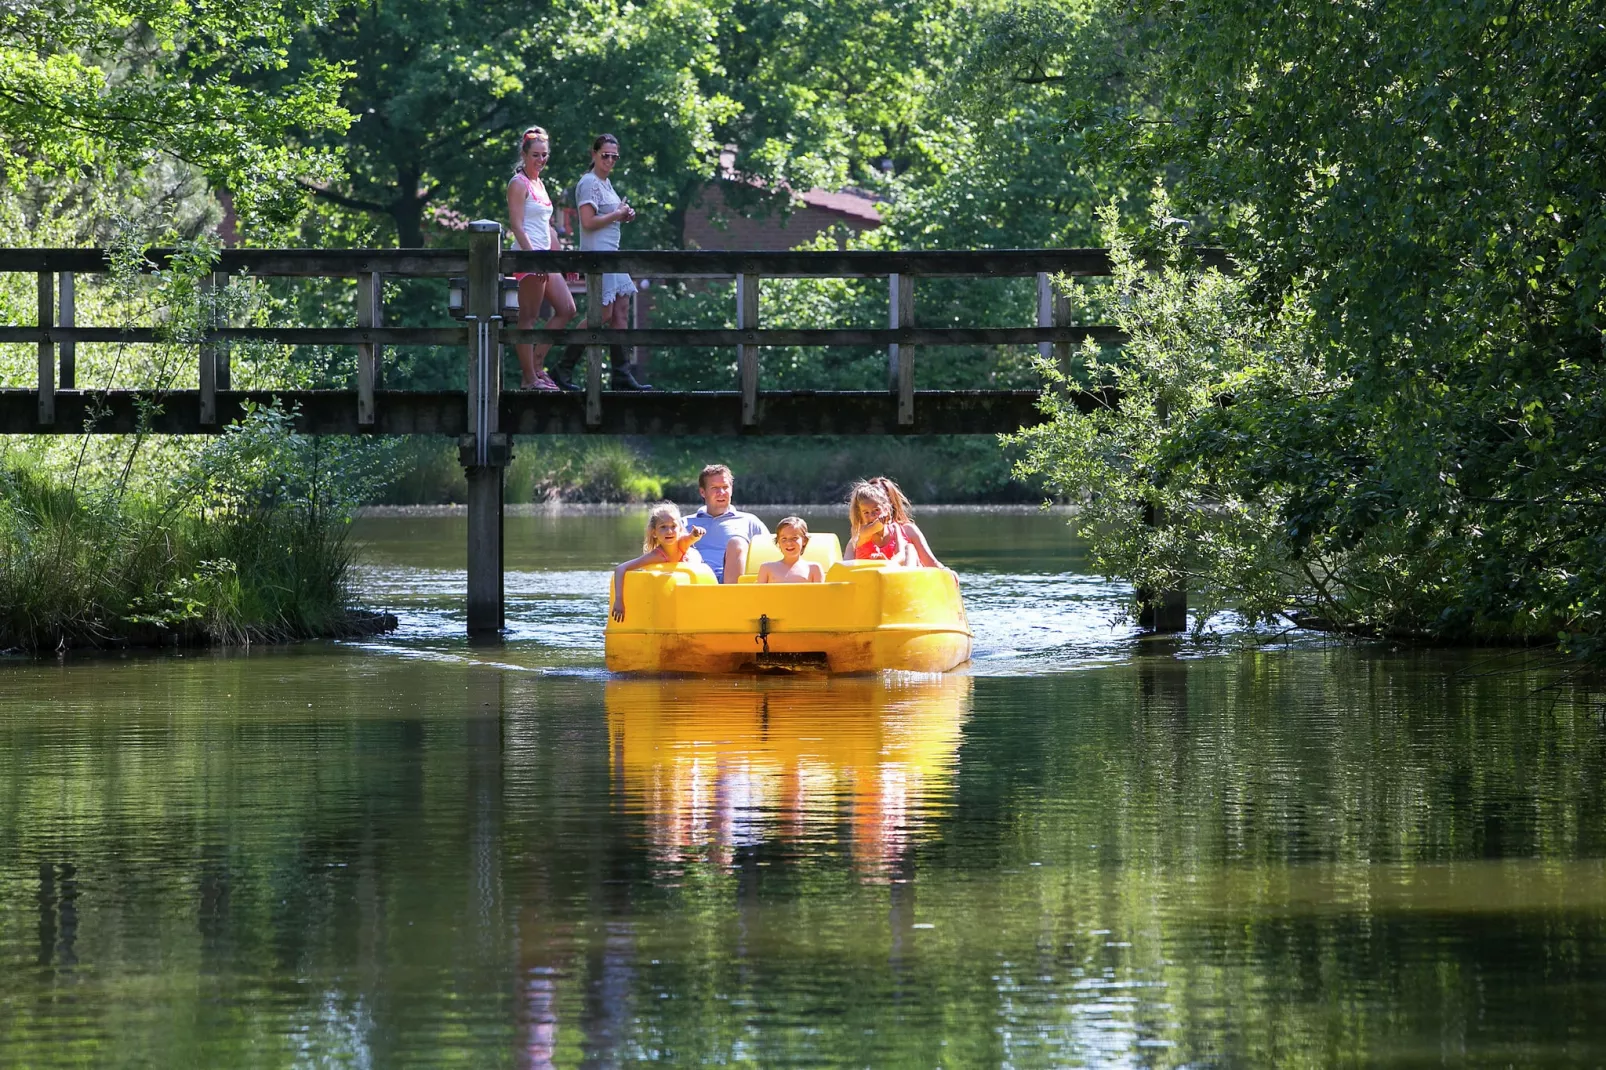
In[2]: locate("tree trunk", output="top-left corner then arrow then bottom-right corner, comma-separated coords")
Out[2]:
392,165 -> 425,248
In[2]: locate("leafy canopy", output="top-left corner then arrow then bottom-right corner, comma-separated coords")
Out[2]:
0,0 -> 351,231
1005,0 -> 1606,646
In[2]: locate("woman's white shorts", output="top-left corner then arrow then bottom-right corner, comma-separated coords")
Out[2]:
601,272 -> 636,308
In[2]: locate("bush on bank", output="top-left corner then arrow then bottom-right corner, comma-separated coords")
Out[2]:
1011,204 -> 1605,652
0,406 -> 383,652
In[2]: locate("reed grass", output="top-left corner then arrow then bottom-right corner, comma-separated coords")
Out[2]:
0,406 -> 380,653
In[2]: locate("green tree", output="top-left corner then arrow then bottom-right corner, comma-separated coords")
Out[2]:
1002,0 -> 1606,648
0,0 -> 351,232
274,0 -> 737,247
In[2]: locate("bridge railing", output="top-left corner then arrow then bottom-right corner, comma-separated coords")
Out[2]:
0,235 -> 1230,436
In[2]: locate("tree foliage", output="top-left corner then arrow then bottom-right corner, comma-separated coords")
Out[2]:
1006,0 -> 1606,648
0,0 -> 351,232
269,0 -> 742,246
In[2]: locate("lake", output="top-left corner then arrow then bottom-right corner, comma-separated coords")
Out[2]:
2,507 -> 1602,1066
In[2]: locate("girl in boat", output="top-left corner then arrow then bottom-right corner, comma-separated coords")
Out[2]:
847,482 -> 919,567
845,477 -> 942,566
756,517 -> 826,583
611,503 -> 705,621
870,476 -> 943,568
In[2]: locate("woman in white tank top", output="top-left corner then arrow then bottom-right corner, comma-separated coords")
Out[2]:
506,126 -> 575,390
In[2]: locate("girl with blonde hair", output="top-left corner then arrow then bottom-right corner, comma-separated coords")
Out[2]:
863,476 -> 943,567
610,503 -> 705,621
854,472 -> 937,562
846,481 -> 917,567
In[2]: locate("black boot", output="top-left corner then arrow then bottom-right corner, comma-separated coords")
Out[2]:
609,345 -> 653,390
545,344 -> 585,392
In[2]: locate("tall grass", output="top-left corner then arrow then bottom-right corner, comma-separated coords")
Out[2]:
1,406 -> 381,652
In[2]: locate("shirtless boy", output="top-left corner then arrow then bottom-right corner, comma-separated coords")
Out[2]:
756,517 -> 825,584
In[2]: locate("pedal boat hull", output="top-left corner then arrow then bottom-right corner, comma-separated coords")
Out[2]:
605,559 -> 972,675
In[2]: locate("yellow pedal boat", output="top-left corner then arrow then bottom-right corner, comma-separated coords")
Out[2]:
605,532 -> 972,674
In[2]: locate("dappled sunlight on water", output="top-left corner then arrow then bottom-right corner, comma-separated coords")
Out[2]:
3,510 -> 1604,1066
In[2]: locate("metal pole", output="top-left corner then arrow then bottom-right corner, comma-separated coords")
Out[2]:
463,220 -> 507,634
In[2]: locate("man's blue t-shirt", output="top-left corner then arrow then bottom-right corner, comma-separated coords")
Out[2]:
687,507 -> 769,581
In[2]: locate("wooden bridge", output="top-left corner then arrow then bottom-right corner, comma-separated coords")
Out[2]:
1,226 -> 1209,633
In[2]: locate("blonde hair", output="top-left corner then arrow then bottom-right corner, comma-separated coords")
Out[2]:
776,516 -> 810,546
642,501 -> 682,553
847,481 -> 892,533
515,125 -> 549,174
698,464 -> 732,489
872,477 -> 912,524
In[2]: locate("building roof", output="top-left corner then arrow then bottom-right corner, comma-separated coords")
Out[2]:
715,147 -> 883,227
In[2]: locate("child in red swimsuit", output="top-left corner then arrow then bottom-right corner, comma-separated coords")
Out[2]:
848,481 -> 916,566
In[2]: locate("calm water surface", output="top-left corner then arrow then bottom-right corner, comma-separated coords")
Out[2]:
3,508 -> 1604,1067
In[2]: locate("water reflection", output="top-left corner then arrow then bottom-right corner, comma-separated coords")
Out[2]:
8,512 -> 1606,1066
605,676 -> 969,878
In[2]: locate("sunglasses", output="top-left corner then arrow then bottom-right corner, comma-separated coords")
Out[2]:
599,152 -> 619,160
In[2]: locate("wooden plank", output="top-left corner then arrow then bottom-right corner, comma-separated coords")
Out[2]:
630,286 -> 648,369
0,324 -> 1125,348
37,272 -> 53,425
356,271 -> 381,427
465,222 -> 502,456
214,272 -> 231,389
1038,273 -> 1074,374
0,388 -> 1099,436
0,248 -> 470,276
59,271 -> 75,389
890,274 -> 915,425
585,274 -> 603,427
737,273 -> 760,426
1036,272 -> 1052,360
0,246 -> 1235,279
0,326 -> 468,345
500,326 -> 1128,347
198,273 -> 217,426
501,248 -> 1141,278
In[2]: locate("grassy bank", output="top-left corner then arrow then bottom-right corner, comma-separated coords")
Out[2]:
1,410 -> 388,653
370,435 -> 1046,506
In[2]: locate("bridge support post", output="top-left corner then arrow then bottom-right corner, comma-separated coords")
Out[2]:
199,273 -> 217,426
59,272 -> 75,390
357,271 -> 382,427
889,274 -> 915,426
214,273 -> 231,389
737,272 -> 760,426
1037,272 -> 1073,375
463,221 -> 507,635
585,273 -> 603,427
37,272 -> 54,426
1137,490 -> 1187,633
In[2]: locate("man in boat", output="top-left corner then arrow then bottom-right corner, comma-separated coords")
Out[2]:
687,464 -> 768,583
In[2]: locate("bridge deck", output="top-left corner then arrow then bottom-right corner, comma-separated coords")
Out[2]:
0,388 -> 1099,436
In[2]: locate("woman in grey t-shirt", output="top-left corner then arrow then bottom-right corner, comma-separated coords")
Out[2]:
573,134 -> 651,390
